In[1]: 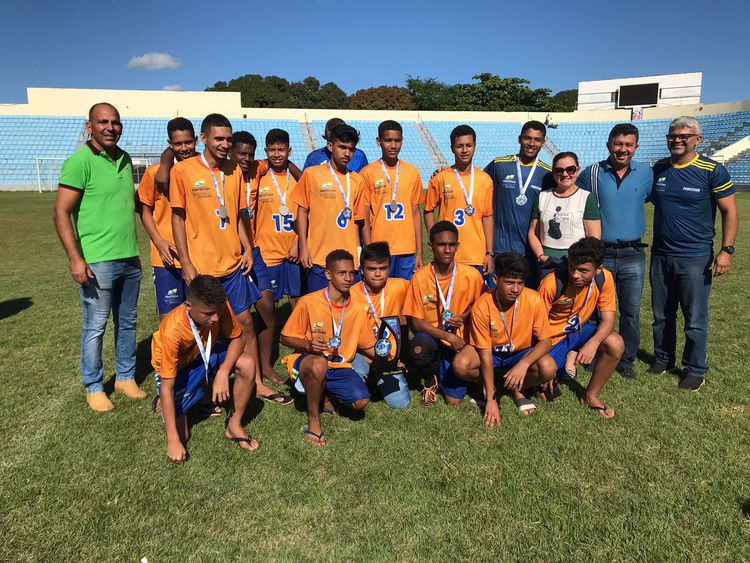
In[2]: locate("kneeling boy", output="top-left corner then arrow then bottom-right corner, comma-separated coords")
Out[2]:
280,250 -> 377,446
402,221 -> 484,406
537,237 -> 624,418
151,275 -> 258,463
452,252 -> 556,426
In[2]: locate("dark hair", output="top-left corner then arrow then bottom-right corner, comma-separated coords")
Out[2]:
608,123 -> 639,144
329,124 -> 359,145
88,102 -> 119,122
361,241 -> 391,265
553,151 -> 579,167
324,118 -> 346,139
265,128 -> 289,147
520,120 -> 547,138
187,275 -> 227,306
232,131 -> 257,149
201,113 -> 232,135
567,237 -> 605,267
450,124 -> 476,146
429,220 -> 459,242
325,249 -> 355,269
378,120 -> 403,138
493,252 -> 529,280
167,117 -> 195,138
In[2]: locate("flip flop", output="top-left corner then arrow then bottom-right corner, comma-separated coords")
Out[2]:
227,435 -> 259,451
259,392 -> 294,406
513,396 -> 536,415
198,404 -> 222,417
302,425 -> 326,446
560,367 -> 577,381
584,402 -> 615,419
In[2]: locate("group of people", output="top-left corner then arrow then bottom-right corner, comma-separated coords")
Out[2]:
53,104 -> 738,461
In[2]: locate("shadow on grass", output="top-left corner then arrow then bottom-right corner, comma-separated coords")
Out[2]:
741,499 -> 750,518
103,336 -> 154,394
636,349 -> 656,366
0,297 -> 32,320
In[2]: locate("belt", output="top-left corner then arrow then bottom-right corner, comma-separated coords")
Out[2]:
604,240 -> 648,249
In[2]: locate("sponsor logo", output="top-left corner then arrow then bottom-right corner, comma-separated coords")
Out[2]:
683,187 -> 700,192
194,180 -> 206,188
504,174 -> 515,181
313,322 -> 324,329
375,179 -> 384,188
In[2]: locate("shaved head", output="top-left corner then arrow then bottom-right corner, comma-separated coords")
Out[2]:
88,102 -> 119,122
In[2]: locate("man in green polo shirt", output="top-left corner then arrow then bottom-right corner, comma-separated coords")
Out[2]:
54,102 -> 145,412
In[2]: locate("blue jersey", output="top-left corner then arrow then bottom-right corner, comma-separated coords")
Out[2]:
303,147 -> 369,173
484,154 -> 554,255
651,154 -> 734,257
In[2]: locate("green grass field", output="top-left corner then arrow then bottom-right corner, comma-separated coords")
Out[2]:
1,192 -> 749,562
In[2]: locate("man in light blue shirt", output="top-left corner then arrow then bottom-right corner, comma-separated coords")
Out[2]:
303,117 -> 369,172
577,123 -> 653,379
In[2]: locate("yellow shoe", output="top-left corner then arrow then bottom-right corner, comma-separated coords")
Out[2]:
114,379 -> 147,400
86,391 -> 115,412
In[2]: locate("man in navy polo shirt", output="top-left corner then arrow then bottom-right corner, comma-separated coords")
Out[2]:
650,116 -> 738,390
303,117 -> 369,173
484,121 -> 555,285
577,123 -> 653,379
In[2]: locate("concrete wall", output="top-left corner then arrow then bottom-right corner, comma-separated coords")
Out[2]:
577,72 -> 702,111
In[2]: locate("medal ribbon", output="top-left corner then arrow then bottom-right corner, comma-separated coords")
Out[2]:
515,157 -> 539,200
432,262 -> 457,315
453,166 -> 475,208
327,160 -> 351,210
269,169 -> 291,208
201,153 -> 225,211
379,159 -> 400,203
187,312 -> 213,381
324,288 -> 347,345
497,296 -> 519,349
361,281 -> 385,328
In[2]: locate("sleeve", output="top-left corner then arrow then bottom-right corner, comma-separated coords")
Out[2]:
138,168 -> 157,206
531,298 -> 552,341
468,301 -> 491,349
424,176 -> 440,212
711,163 -> 735,198
58,153 -> 87,191
583,192 -> 601,220
353,174 -> 367,220
541,170 -> 556,190
411,170 -> 425,205
169,166 -> 187,208
402,277 -> 425,320
281,299 -> 309,339
290,170 -> 311,210
255,159 -> 269,180
469,269 -> 484,302
537,275 -> 556,309
302,151 -> 316,170
158,335 -> 182,380
219,303 -> 242,340
530,197 -> 541,220
480,175 -> 493,217
577,165 -> 591,192
355,149 -> 369,172
597,272 -> 617,313
482,161 -> 495,181
359,169 -> 373,209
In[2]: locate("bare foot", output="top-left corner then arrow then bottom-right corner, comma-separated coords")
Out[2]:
262,366 -> 287,385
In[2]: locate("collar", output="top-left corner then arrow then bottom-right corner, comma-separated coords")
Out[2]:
602,157 -> 640,172
671,153 -> 699,169
86,140 -> 121,160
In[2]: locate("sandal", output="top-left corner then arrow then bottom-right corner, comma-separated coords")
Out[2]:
259,392 -> 294,406
302,425 -> 326,446
227,435 -> 259,451
420,376 -> 439,407
513,396 -> 536,415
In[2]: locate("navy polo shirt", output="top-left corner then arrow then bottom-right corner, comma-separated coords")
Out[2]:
303,147 -> 369,173
650,154 -> 735,257
577,158 -> 653,244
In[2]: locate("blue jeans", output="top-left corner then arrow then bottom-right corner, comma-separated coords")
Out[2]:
351,353 -> 411,409
79,258 -> 142,393
603,246 -> 646,369
649,253 -> 712,377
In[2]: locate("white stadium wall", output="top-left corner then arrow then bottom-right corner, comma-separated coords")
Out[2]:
577,72 -> 703,111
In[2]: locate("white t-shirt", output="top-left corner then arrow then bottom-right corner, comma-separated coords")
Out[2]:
533,189 -> 599,251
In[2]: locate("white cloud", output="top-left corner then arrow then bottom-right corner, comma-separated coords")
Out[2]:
163,84 -> 184,91
127,52 -> 180,71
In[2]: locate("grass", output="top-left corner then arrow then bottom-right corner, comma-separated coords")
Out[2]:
1,192 -> 749,562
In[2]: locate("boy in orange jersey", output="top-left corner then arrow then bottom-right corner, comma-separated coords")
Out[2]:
292,124 -> 366,293
280,250 -> 377,446
152,275 -> 258,464
137,117 -> 197,318
538,237 -> 624,419
402,221 -> 484,407
452,252 -> 557,425
425,124 -> 495,284
170,113 -> 262,371
359,120 -> 424,280
350,242 -> 411,409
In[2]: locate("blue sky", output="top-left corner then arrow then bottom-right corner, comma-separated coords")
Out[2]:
1,0 -> 748,105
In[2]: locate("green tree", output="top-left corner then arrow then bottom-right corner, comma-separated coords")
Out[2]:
207,74 -> 348,109
349,86 -> 415,110
406,76 -> 457,111
549,89 -> 578,111
454,73 -> 553,112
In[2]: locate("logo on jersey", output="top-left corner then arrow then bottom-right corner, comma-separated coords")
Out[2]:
375,179 -> 384,188
166,288 -> 178,296
313,322 -> 324,330
193,180 -> 206,188
504,174 -> 515,181
423,293 -> 434,304
564,315 -> 582,333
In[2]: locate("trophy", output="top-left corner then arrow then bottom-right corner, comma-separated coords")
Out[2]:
370,316 -> 404,393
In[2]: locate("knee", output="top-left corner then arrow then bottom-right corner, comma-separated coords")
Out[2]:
451,353 -> 474,378
235,353 -> 256,378
444,395 -> 463,406
537,355 -> 557,381
604,334 -> 625,358
236,311 -> 255,333
350,397 -> 369,410
301,356 -> 327,382
384,389 -> 411,410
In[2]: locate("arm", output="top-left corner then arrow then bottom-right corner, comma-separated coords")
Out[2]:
482,214 -> 494,276
237,214 -> 254,275
478,347 -> 500,427
288,161 -> 303,181
159,377 -> 187,463
211,334 -> 246,404
424,210 -> 435,233
295,206 -> 312,268
527,219 -> 546,262
154,147 -> 175,195
54,188 -> 93,285
171,208 -> 197,284
714,194 -> 738,276
361,205 -> 373,246
583,219 -> 601,240
410,317 -> 465,352
280,334 -> 328,354
412,204 -> 424,270
502,338 -> 552,391
576,311 -> 615,365
138,203 -> 176,266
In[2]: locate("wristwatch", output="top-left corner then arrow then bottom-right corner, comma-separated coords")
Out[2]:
721,246 -> 735,255
485,251 -> 494,257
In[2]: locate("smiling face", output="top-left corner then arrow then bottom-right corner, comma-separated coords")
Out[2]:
552,156 -> 579,190
86,104 -> 122,152
667,126 -> 701,161
518,127 -> 545,161
168,129 -> 198,162
230,142 -> 255,174
607,134 -> 638,168
265,141 -> 291,171
201,126 -> 233,164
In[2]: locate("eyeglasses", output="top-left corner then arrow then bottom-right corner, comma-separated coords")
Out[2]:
553,165 -> 578,176
666,133 -> 698,142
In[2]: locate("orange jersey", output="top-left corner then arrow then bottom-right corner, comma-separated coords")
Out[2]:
469,288 -> 552,351
537,269 -> 617,343
253,168 -> 299,265
360,159 -> 424,256
170,155 -> 245,277
425,166 -> 493,266
402,262 -> 484,340
151,302 -> 241,379
350,277 -> 410,334
290,163 -> 366,268
281,288 -> 377,369
137,163 -> 180,268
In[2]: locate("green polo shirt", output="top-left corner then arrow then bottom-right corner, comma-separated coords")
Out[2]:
59,142 -> 139,264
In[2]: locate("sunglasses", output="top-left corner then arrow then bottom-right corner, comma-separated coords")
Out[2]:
553,165 -> 578,176
666,133 -> 698,142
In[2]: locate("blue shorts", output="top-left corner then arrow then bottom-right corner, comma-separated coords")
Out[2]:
267,261 -> 302,301
351,353 -> 411,409
249,247 -> 273,293
473,264 -> 496,289
389,254 -> 416,281
492,346 -> 533,369
156,341 -> 228,417
307,265 -> 362,293
412,331 -> 464,400
291,353 -> 369,405
220,266 -> 261,315
153,266 -> 187,315
549,322 -> 598,374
